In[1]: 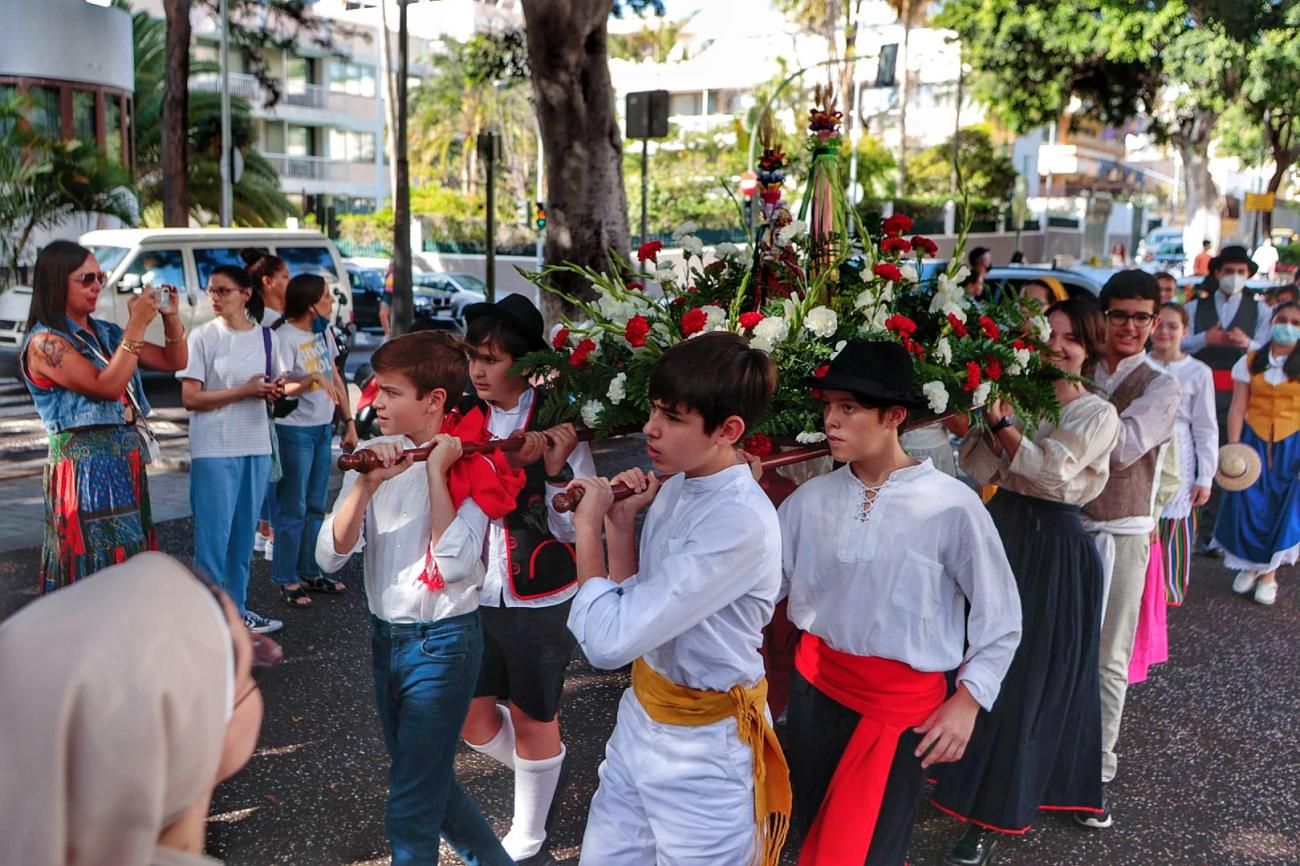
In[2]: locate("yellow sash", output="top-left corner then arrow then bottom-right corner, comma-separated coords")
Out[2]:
630,658 -> 791,866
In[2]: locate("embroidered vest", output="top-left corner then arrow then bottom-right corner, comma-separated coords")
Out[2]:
1083,362 -> 1165,522
1244,352 -> 1300,442
1192,294 -> 1257,373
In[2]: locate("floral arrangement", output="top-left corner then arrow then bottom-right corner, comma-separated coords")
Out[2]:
518,103 -> 1063,446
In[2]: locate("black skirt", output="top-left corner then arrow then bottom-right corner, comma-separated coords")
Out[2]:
931,489 -> 1104,832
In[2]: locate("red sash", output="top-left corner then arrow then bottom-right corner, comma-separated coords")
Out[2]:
795,634 -> 945,866
1212,368 -> 1235,393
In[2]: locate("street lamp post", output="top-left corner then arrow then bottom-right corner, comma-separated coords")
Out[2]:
391,0 -> 412,335
219,0 -> 232,227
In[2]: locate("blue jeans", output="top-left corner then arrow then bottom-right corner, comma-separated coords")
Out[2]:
272,423 -> 332,586
191,455 -> 271,614
371,613 -> 513,866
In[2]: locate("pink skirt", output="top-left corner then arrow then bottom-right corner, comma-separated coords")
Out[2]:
1129,538 -> 1169,684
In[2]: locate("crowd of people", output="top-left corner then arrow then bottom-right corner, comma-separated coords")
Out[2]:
3,239 -> 1299,866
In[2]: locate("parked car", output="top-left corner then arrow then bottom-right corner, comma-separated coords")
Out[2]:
0,229 -> 351,363
983,266 -> 1111,299
346,264 -> 387,333
413,272 -> 487,329
1138,226 -> 1185,262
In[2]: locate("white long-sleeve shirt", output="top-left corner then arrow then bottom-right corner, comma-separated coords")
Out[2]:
316,434 -> 490,624
1093,353 -> 1182,471
479,387 -> 597,608
778,461 -> 1022,711
567,463 -> 782,693
1181,293 -> 1272,354
1156,355 -> 1220,488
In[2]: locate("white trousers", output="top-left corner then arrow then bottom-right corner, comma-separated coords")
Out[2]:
579,689 -> 757,866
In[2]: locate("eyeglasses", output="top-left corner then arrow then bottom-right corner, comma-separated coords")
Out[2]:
1104,310 -> 1156,327
235,632 -> 284,708
74,272 -> 108,287
207,285 -> 244,297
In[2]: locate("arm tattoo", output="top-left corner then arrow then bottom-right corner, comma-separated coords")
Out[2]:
36,337 -> 67,370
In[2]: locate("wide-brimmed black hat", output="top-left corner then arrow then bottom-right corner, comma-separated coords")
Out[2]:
463,293 -> 548,353
804,339 -> 928,410
1208,245 -> 1259,277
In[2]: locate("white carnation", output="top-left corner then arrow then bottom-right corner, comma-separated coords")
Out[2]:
580,400 -> 604,428
935,337 -> 952,365
804,306 -> 838,338
702,304 -> 727,332
923,381 -> 950,414
1032,315 -> 1052,342
796,430 -> 828,444
655,262 -> 677,284
752,316 -> 790,346
775,219 -> 807,247
715,242 -> 741,258
680,235 -> 704,257
972,381 -> 992,407
1014,347 -> 1032,368
671,220 -> 699,239
1008,361 -> 1024,376
606,372 -> 627,406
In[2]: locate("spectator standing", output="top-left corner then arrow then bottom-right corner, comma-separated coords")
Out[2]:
21,241 -> 187,594
1214,301 -> 1300,606
1193,240 -> 1214,276
1253,237 -> 1279,280
270,274 -> 358,607
243,248 -> 290,560
380,259 -> 395,338
1111,242 -> 1128,268
1155,272 -> 1179,305
178,265 -> 286,635
0,552 -> 271,866
1150,304 -> 1218,605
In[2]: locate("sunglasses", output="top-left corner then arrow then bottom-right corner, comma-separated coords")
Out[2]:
207,285 -> 246,297
74,272 -> 109,287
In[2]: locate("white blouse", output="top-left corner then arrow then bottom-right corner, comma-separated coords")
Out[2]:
778,461 -> 1022,711
567,463 -> 782,693
960,393 -> 1120,506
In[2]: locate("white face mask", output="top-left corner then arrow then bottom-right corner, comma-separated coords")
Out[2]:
1219,273 -> 1247,296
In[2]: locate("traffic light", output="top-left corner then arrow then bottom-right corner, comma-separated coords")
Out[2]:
535,201 -> 547,231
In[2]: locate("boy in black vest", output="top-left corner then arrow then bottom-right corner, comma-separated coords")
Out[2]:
457,294 -> 595,866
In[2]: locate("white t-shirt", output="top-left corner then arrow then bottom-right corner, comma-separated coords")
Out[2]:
273,322 -> 339,427
1232,351 -> 1289,386
178,319 -> 284,459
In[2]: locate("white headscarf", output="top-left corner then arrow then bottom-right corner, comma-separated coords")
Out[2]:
0,552 -> 235,866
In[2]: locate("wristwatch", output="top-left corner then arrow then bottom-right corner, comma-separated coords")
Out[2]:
544,464 -> 575,485
989,415 -> 1014,434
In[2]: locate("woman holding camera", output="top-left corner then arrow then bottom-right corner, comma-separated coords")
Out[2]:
21,241 -> 187,595
179,265 -> 292,635
269,274 -> 356,608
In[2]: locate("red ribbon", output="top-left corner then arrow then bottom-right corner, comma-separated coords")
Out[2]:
795,634 -> 945,866
415,404 -> 526,592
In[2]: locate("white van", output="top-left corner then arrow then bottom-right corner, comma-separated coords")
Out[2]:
0,228 -> 350,355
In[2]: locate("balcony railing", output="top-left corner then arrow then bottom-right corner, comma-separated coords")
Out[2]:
264,154 -> 376,184
189,73 -> 375,116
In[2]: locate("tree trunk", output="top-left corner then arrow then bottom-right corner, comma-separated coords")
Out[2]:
522,0 -> 630,326
378,2 -> 398,205
895,2 -> 913,197
162,0 -> 192,227
1175,114 -> 1222,269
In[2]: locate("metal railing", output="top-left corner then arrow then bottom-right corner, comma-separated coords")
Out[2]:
189,73 -> 375,117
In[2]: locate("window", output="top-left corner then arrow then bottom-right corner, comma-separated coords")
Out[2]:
105,98 -> 122,164
875,44 -> 898,88
706,90 -> 746,116
287,125 -> 318,157
27,86 -> 61,136
276,246 -> 336,280
287,56 -> 319,87
328,129 -> 376,162
262,120 -> 286,154
86,245 -> 131,274
193,248 -> 252,291
121,249 -> 186,292
329,61 -> 377,98
668,92 -> 702,117
72,91 -> 96,145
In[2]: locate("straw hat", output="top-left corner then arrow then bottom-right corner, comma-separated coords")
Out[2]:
1216,444 -> 1262,492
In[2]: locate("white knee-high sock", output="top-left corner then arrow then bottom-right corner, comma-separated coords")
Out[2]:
501,744 -> 566,860
465,703 -> 516,769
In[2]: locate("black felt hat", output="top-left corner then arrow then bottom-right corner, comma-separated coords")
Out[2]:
804,339 -> 928,410
463,293 -> 548,353
1208,245 -> 1259,277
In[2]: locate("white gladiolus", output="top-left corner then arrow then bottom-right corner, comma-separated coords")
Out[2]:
854,288 -> 875,310
900,262 -> 919,284
972,381 -> 993,407
878,282 -> 895,303
580,400 -> 604,428
869,306 -> 890,331
702,305 -> 727,332
1032,315 -> 1052,342
680,235 -> 704,256
606,372 -> 627,405
672,220 -> 699,239
831,340 -> 848,359
775,219 -> 807,247
796,430 -> 828,444
935,337 -> 953,365
804,306 -> 838,338
715,242 -> 741,258
923,381 -> 950,414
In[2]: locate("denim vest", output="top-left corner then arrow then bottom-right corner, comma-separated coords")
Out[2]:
21,317 -> 153,435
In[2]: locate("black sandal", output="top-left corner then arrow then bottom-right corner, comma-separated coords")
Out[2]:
301,576 -> 346,595
280,585 -> 313,607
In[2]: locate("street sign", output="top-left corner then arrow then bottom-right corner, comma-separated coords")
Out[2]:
626,90 -> 669,140
1245,192 -> 1275,213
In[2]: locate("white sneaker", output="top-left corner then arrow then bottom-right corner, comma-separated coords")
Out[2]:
254,531 -> 269,553
263,538 -> 274,562
1232,571 -> 1259,594
1254,581 -> 1278,605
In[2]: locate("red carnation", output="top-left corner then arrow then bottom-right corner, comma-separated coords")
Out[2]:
882,213 -> 914,236
964,361 -> 982,392
874,262 -> 904,282
637,240 -> 663,263
739,311 -> 765,330
947,313 -> 968,338
552,327 -> 570,350
979,316 -> 1000,340
743,434 -> 774,458
626,281 -> 645,292
881,236 -> 912,255
904,337 -> 926,358
911,235 -> 939,256
624,315 -> 651,348
885,314 -> 918,337
812,364 -> 831,379
986,356 -> 1003,381
1013,339 -> 1032,352
680,308 -> 708,336
569,338 -> 596,368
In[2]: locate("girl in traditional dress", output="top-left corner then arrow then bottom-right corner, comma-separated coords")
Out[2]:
1214,300 -> 1300,605
933,298 -> 1120,865
1149,303 -> 1218,605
